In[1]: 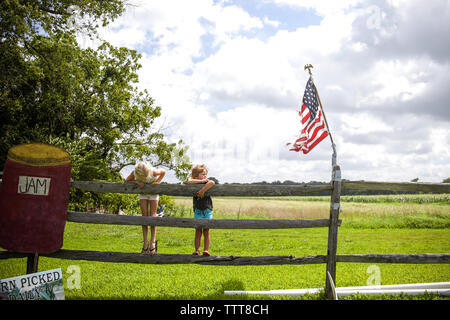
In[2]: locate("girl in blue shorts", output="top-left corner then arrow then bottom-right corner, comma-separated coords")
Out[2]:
187,164 -> 215,256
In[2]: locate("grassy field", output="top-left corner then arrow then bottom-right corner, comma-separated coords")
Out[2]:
174,194 -> 450,229
1,194 -> 449,300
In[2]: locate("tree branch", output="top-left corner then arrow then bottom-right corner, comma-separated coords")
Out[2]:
38,6 -> 66,16
22,37 -> 53,69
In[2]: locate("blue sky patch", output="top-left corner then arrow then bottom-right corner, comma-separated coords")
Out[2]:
224,0 -> 322,31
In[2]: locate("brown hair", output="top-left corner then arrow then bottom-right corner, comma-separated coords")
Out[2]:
191,164 -> 208,178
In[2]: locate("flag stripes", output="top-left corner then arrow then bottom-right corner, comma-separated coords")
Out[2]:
287,77 -> 328,154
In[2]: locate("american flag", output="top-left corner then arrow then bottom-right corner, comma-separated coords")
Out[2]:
287,77 -> 328,154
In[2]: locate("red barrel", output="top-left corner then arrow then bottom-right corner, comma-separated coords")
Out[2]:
0,143 -> 71,254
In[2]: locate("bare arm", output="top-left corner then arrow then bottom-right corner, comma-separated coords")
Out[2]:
187,178 -> 209,184
152,168 -> 166,184
187,178 -> 215,197
197,180 -> 215,198
125,172 -> 144,189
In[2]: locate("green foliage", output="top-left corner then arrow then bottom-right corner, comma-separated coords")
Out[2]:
0,0 -> 191,211
168,204 -> 193,218
343,214 -> 450,229
338,194 -> 450,204
1,221 -> 449,300
251,194 -> 450,205
208,177 -> 219,184
1,196 -> 450,299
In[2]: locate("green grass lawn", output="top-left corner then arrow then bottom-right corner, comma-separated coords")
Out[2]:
1,195 -> 449,300
1,222 -> 449,300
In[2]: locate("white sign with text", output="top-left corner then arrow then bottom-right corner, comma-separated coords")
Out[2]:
17,176 -> 51,196
0,268 -> 64,300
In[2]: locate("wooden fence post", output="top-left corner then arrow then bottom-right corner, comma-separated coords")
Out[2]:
26,253 -> 39,274
325,165 -> 341,299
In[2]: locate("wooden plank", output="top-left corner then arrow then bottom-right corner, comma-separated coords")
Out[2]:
0,251 -> 28,259
67,211 -> 339,229
325,165 -> 342,300
26,253 -> 39,274
19,249 -> 329,266
342,181 -> 450,193
70,181 -> 333,196
3,180 -> 449,195
1,250 -> 449,265
336,254 -> 450,264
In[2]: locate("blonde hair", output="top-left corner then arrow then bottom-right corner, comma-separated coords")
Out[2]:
134,162 -> 152,182
191,164 -> 208,178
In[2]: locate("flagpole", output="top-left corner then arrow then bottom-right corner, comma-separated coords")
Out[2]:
304,64 -> 337,166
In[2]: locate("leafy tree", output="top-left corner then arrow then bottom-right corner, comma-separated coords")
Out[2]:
443,178 -> 450,183
0,1 -> 191,212
207,177 -> 219,184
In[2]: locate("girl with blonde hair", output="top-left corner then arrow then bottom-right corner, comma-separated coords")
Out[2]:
187,164 -> 215,256
126,161 -> 166,254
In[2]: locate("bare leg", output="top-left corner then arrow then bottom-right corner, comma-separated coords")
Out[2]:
194,228 -> 202,252
203,229 -> 210,252
139,199 -> 149,250
149,200 -> 158,252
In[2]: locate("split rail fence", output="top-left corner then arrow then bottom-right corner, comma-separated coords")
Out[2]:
1,165 -> 450,299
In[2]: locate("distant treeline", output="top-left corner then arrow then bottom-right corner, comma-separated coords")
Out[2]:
220,179 -> 434,196
160,177 -> 448,195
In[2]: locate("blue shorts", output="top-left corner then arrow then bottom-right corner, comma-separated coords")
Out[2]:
194,208 -> 213,219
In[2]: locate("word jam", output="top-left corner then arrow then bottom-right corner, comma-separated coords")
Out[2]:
179,304 -> 269,317
18,176 -> 51,196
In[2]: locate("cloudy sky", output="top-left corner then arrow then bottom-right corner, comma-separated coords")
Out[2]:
91,0 -> 449,183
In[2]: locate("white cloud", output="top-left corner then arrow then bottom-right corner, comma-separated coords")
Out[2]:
263,17 -> 280,28
340,113 -> 392,135
359,59 -> 428,106
209,4 -> 263,40
272,0 -> 363,15
171,105 -> 301,182
100,0 -> 450,183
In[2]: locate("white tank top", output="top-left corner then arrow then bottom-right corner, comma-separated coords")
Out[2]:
145,172 -> 155,183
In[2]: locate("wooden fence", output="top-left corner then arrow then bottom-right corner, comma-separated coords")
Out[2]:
1,166 -> 450,299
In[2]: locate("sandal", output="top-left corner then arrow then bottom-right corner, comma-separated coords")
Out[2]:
192,250 -> 200,255
149,241 -> 157,255
202,250 -> 210,257
141,242 -> 150,254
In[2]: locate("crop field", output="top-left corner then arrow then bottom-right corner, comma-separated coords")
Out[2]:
174,194 -> 450,229
1,194 -> 449,300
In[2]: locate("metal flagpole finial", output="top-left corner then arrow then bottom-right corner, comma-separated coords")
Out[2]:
304,64 -> 313,76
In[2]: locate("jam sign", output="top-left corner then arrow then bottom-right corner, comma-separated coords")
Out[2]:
18,176 -> 51,196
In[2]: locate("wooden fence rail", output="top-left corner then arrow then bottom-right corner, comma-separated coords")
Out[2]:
2,250 -> 448,266
341,181 -> 450,193
2,180 -> 449,195
70,180 -> 450,195
70,180 -> 333,196
66,211 -> 340,229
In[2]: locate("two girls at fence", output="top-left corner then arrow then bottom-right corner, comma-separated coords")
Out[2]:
126,162 -> 215,256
